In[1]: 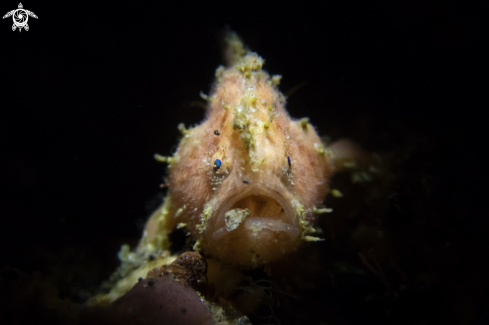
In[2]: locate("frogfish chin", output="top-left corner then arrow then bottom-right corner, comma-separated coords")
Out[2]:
144,33 -> 337,268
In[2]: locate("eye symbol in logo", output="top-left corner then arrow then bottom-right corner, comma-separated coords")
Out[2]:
3,3 -> 38,32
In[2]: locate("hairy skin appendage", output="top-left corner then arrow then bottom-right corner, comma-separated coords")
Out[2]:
89,33 -> 373,324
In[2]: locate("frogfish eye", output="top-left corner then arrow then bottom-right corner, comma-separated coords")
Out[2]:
213,159 -> 222,170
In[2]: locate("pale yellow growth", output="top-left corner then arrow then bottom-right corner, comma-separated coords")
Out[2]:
247,221 -> 264,236
263,109 -> 276,131
176,222 -> 187,229
200,91 -> 209,101
291,199 -> 304,218
196,203 -> 214,233
331,189 -> 344,197
235,53 -> 264,78
298,117 -> 310,130
177,123 -> 193,137
313,206 -> 333,214
324,148 -> 335,158
303,236 -> 324,242
199,92 -> 216,103
175,205 -> 187,217
250,156 -> 265,172
270,74 -> 282,86
154,153 -> 180,168
215,65 -> 225,82
292,199 -> 321,240
170,153 -> 180,166
154,153 -> 169,163
224,208 -> 251,231
314,142 -> 326,155
139,196 -> 173,251
193,240 -> 202,251
221,100 -> 230,110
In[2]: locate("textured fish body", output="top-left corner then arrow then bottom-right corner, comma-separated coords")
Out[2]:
142,35 -> 336,268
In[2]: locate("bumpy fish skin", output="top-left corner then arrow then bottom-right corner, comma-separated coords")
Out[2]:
144,36 -> 335,268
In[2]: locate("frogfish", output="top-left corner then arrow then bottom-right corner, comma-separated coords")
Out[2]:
140,33 -> 368,269
91,32 -> 373,309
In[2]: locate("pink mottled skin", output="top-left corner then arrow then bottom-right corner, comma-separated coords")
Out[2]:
142,49 -> 370,268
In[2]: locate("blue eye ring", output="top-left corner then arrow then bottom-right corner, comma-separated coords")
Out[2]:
214,159 -> 222,170
287,156 -> 291,169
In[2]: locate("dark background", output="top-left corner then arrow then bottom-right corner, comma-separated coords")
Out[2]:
0,1 -> 486,324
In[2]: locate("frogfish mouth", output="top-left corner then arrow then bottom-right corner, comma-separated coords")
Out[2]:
141,34 -> 346,268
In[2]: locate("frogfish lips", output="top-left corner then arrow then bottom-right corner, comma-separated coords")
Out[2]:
204,184 -> 300,267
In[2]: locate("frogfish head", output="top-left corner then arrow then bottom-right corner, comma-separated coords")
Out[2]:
152,35 -> 335,268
